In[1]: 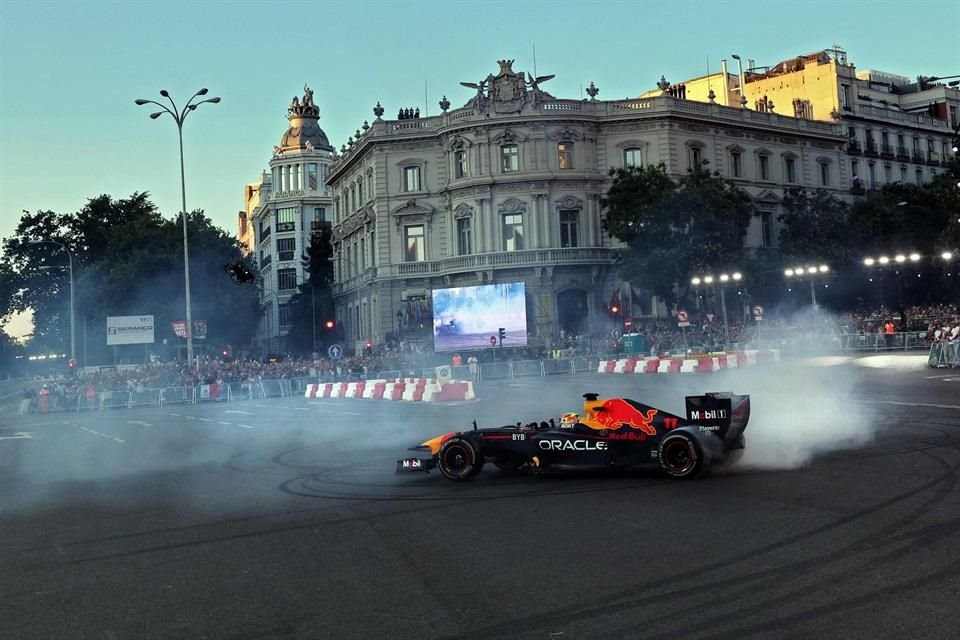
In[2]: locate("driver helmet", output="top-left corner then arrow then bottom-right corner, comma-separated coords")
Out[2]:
560,412 -> 579,427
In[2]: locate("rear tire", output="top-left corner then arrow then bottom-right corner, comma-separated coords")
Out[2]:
659,433 -> 704,478
723,435 -> 746,467
438,437 -> 483,481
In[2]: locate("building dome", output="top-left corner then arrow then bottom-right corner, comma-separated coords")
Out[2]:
278,85 -> 334,152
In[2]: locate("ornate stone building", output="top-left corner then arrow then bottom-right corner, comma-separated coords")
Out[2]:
640,48 -> 959,191
245,86 -> 334,354
326,60 -> 847,349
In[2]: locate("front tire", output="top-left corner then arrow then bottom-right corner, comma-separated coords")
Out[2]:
659,433 -> 704,478
438,437 -> 483,481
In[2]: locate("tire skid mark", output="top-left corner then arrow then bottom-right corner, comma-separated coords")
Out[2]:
432,447 -> 960,640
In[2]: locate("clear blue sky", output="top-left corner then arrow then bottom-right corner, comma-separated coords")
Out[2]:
1,0 -> 958,337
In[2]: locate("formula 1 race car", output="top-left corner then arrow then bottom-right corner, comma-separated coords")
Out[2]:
396,392 -> 750,480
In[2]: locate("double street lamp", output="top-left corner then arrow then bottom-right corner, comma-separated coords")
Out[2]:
29,239 -> 75,362
135,88 -> 220,368
691,271 -> 742,347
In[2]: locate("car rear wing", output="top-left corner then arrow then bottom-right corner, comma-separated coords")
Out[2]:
684,392 -> 750,441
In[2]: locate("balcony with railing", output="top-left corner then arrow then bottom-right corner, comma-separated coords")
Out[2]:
896,146 -> 910,160
259,227 -> 271,242
927,151 -> 941,165
331,94 -> 842,175
864,140 -> 879,157
276,222 -> 296,233
847,140 -> 862,155
332,247 -> 617,295
310,220 -> 330,231
880,144 -> 894,158
913,151 -> 926,163
260,254 -> 272,270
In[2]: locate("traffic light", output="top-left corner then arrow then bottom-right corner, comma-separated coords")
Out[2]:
498,327 -> 506,345
365,341 -> 372,352
610,304 -> 620,315
324,320 -> 335,330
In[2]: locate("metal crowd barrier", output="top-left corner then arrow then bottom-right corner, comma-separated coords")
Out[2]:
15,336 -> 947,417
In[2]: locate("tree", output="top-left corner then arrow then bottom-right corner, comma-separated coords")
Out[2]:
778,188 -> 854,266
283,225 -> 336,354
0,194 -> 260,365
602,164 -> 754,306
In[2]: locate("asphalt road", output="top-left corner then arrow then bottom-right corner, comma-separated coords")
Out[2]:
2,355 -> 960,640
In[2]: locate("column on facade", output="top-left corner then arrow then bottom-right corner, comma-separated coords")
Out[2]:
537,194 -> 548,249
527,197 -> 539,250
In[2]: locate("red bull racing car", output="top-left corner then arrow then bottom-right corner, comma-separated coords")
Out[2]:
396,392 -> 750,480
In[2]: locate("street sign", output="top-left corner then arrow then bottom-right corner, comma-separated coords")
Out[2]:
490,336 -> 497,346
752,305 -> 764,320
68,358 -> 77,368
611,328 -> 623,340
328,344 -> 343,360
677,310 -> 688,322
678,321 -> 691,328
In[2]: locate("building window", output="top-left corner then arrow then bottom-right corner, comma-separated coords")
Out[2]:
454,151 -> 467,178
900,166 -> 907,182
369,232 -> 375,267
307,164 -> 318,190
848,126 -> 857,140
279,303 -> 291,327
360,238 -> 366,269
559,210 -> 579,248
868,163 -> 877,189
501,145 -> 519,172
277,238 -> 296,262
689,145 -> 703,170
819,162 -> 830,186
403,166 -> 421,192
558,143 -> 574,170
784,157 -> 796,183
913,136 -> 921,154
278,268 -> 297,291
357,178 -> 364,204
840,84 -> 851,110
883,164 -> 892,184
404,225 -> 425,262
915,168 -> 923,184
759,155 -> 770,181
277,207 -> 297,232
624,147 -> 643,167
730,151 -> 743,178
502,213 -> 524,251
951,105 -> 958,128
311,208 -> 328,230
457,217 -> 472,255
851,159 -> 860,184
760,212 -> 772,248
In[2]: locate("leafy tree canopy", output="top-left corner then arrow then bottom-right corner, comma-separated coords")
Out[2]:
0,193 -> 259,363
283,225 -> 337,354
602,164 -> 754,306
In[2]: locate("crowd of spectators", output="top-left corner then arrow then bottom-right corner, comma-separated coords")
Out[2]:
15,302 -> 959,414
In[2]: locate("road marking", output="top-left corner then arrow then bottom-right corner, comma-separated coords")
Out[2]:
0,432 -> 33,440
218,421 -> 233,425
195,417 -> 213,422
236,424 -> 255,429
225,410 -> 254,415
127,420 -> 152,427
66,423 -> 126,444
872,400 -> 960,411
293,407 -> 310,411
311,407 -> 362,416
167,413 -> 182,417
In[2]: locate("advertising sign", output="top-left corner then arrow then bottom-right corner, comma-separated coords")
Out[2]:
106,315 -> 155,345
431,283 -> 527,351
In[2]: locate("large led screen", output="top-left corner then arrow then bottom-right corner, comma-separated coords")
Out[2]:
432,283 -> 527,351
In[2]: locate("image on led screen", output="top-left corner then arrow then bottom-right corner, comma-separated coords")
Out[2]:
432,283 -> 527,351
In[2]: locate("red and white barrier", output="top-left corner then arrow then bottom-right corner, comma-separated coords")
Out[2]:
304,378 -> 475,403
597,350 -> 780,374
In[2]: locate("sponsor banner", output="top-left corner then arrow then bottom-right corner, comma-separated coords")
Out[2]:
107,315 -> 155,345
171,320 -> 208,339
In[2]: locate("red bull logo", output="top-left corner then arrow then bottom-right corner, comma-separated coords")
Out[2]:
584,399 -> 658,435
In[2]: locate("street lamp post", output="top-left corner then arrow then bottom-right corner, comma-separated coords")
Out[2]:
29,240 -> 75,361
691,271 -> 742,348
135,89 -> 220,369
785,264 -> 830,328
